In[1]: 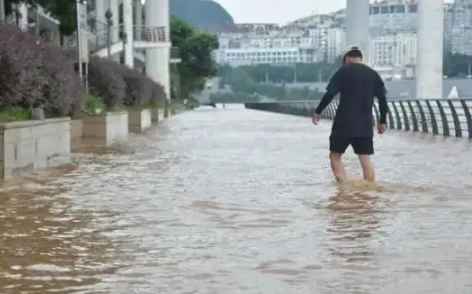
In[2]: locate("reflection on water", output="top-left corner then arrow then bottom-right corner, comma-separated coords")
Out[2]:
314,184 -> 385,294
1,107 -> 472,294
0,174 -> 125,294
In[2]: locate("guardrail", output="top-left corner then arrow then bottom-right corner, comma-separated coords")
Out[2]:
245,99 -> 472,139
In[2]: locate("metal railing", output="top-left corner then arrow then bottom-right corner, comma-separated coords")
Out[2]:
63,24 -> 169,54
245,99 -> 472,139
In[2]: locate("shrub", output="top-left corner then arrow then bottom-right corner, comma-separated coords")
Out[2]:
40,45 -> 83,117
88,57 -> 167,109
83,94 -> 106,113
121,67 -> 153,107
88,56 -> 127,108
0,23 -> 82,118
150,81 -> 166,107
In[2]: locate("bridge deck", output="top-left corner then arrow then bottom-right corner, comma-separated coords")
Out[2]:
1,106 -> 471,293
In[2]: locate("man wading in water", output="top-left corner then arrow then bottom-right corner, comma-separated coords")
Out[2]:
312,47 -> 388,183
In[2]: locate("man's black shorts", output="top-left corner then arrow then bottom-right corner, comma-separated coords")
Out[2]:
329,135 -> 374,155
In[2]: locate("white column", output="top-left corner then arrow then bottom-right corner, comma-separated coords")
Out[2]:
93,0 -> 108,51
95,0 -> 106,26
416,0 -> 443,99
134,0 -> 144,73
1,0 -> 6,21
134,0 -> 143,27
94,0 -> 104,23
345,0 -> 370,65
18,3 -> 28,32
123,0 -> 134,67
145,0 -> 171,100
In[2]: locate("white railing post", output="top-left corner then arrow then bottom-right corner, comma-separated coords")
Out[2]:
123,0 -> 134,67
145,0 -> 171,100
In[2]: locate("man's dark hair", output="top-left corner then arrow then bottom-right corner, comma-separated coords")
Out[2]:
344,47 -> 363,59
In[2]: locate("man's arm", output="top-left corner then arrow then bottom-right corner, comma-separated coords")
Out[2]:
375,74 -> 388,124
314,68 -> 343,115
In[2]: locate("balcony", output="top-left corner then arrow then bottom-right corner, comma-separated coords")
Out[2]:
89,24 -> 170,57
63,21 -> 171,58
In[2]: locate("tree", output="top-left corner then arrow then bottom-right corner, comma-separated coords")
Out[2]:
443,53 -> 472,77
170,16 -> 219,99
4,0 -> 78,36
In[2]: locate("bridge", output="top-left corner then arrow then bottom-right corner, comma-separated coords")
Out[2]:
1,102 -> 471,293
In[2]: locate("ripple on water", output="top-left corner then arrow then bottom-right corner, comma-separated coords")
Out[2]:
1,108 -> 472,294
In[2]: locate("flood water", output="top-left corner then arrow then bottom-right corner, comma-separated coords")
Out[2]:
1,105 -> 472,294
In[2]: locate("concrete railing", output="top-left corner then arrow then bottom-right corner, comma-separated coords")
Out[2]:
245,99 -> 472,139
0,103 -> 178,178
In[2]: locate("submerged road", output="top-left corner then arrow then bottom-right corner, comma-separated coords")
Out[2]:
1,105 -> 472,294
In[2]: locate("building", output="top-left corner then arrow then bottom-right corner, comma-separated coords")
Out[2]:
369,0 -> 418,32
444,2 -> 454,52
215,47 -> 317,67
447,0 -> 472,55
215,25 -> 345,66
309,27 -> 345,63
370,31 -> 417,68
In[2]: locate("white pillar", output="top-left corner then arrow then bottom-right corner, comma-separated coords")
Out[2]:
145,0 -> 171,100
345,0 -> 370,65
95,0 -> 106,26
93,0 -> 107,51
123,0 -> 134,67
18,3 -> 28,32
1,0 -> 6,21
416,0 -> 443,99
134,0 -> 144,73
134,0 -> 143,27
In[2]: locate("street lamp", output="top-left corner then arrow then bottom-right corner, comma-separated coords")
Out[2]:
105,8 -> 113,60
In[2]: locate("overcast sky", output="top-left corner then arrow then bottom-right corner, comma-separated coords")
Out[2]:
214,0 -> 453,25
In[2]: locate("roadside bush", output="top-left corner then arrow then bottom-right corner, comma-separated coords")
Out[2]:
40,45 -> 83,117
121,67 -> 153,107
88,57 -> 167,109
83,94 -> 106,113
88,56 -> 127,108
150,82 -> 166,107
0,23 -> 82,118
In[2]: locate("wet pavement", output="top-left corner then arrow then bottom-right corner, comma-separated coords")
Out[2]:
1,105 -> 472,294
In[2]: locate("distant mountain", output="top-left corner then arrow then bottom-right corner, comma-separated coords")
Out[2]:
170,0 -> 234,28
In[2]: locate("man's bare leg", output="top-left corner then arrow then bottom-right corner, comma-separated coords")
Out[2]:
358,154 -> 375,182
329,152 -> 346,182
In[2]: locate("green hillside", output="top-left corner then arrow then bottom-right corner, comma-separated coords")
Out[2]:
170,0 -> 234,28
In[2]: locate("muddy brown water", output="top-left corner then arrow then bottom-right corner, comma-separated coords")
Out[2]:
1,105 -> 472,294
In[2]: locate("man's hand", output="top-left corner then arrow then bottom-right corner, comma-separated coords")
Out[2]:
377,123 -> 387,134
312,114 -> 321,125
